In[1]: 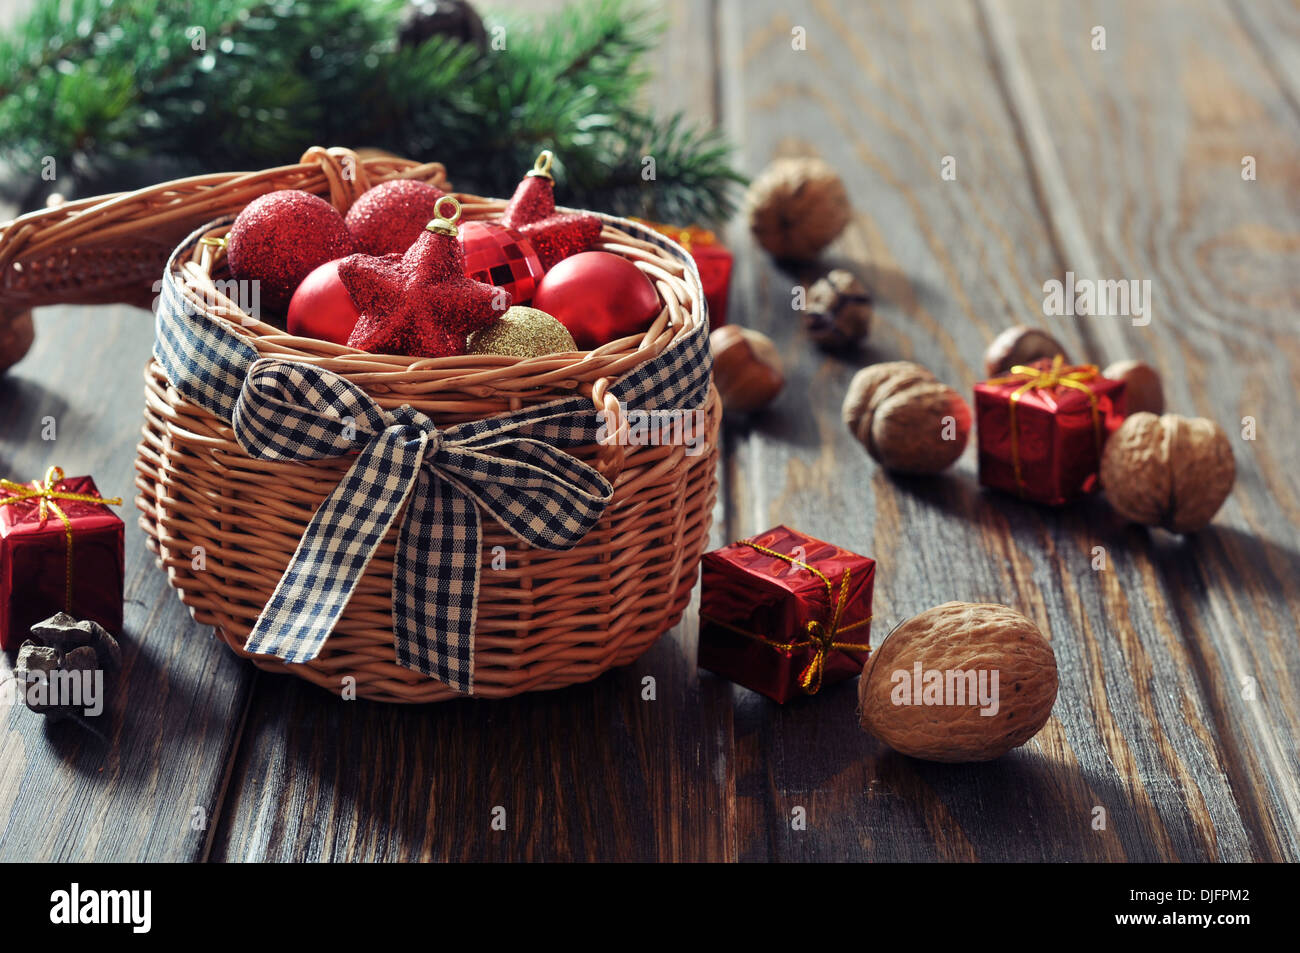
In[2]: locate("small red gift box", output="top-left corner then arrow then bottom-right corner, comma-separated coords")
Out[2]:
975,356 -> 1126,505
699,526 -> 875,703
0,467 -> 124,649
634,221 -> 733,326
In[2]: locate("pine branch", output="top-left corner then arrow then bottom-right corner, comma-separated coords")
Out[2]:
0,0 -> 743,224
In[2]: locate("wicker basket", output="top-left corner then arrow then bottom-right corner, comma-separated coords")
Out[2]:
2,147 -> 719,703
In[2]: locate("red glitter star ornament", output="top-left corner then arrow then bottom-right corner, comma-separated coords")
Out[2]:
499,150 -> 603,269
342,196 -> 509,359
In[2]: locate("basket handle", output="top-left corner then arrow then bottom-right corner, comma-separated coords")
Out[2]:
591,376 -> 628,483
0,147 -> 449,316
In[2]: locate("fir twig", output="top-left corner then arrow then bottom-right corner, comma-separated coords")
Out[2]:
0,0 -> 744,224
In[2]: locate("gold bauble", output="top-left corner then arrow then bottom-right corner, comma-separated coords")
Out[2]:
467,306 -> 577,358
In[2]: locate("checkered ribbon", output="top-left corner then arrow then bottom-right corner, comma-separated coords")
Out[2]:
152,214 -> 711,693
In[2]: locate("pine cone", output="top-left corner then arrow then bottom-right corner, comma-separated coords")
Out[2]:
804,269 -> 871,350
746,158 -> 851,260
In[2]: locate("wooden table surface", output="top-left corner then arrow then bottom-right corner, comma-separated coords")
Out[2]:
2,0 -> 1298,862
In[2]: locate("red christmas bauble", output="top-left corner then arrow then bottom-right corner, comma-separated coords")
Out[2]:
342,195 -> 508,359
531,251 -> 660,350
345,178 -> 448,256
287,259 -> 361,345
227,190 -> 355,314
457,221 -> 545,305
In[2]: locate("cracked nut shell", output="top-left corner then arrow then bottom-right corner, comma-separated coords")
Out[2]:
842,361 -> 971,473
804,269 -> 871,350
1100,412 -> 1235,533
858,602 -> 1058,763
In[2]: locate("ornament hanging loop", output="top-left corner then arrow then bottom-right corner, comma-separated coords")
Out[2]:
528,150 -> 555,180
426,195 -> 463,236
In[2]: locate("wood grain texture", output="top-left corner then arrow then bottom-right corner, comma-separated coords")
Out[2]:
992,0 -> 1300,861
2,0 -> 1297,862
0,304 -> 254,861
715,0 -> 1296,861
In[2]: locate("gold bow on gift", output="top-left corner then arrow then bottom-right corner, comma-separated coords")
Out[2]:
0,466 -> 122,611
986,355 -> 1104,493
701,541 -> 871,695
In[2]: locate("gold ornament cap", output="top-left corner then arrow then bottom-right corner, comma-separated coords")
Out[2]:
526,150 -> 555,181
425,195 -> 463,236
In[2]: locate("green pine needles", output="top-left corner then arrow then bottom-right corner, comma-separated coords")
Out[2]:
0,0 -> 745,222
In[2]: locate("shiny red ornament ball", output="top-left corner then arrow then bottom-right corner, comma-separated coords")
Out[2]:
531,251 -> 661,350
287,259 -> 361,345
458,221 -> 545,305
227,190 -> 355,314
345,178 -> 448,256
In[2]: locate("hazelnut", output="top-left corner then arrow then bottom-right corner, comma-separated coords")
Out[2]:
858,602 -> 1058,762
745,157 -> 851,260
842,361 -> 971,473
0,309 -> 35,374
983,325 -> 1068,378
710,325 -> 784,413
1100,412 -> 1235,533
1102,359 -> 1164,415
803,269 -> 872,350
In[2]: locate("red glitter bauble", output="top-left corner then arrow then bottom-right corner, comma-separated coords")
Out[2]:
458,221 -> 545,304
499,154 -> 602,269
342,197 -> 509,359
345,178 -> 448,256
227,190 -> 355,314
531,251 -> 660,350
287,259 -> 361,345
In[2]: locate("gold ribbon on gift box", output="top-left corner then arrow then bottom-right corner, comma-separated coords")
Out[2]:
699,541 -> 871,695
0,466 -> 122,612
985,355 -> 1105,494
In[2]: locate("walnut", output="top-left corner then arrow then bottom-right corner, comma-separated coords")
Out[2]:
983,326 -> 1068,378
804,269 -> 871,350
0,309 -> 35,374
1102,359 -> 1164,415
857,602 -> 1058,762
745,157 -> 851,260
710,325 -> 784,413
1100,412 -> 1235,533
842,361 -> 970,473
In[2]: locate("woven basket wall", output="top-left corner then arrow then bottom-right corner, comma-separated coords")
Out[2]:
118,148 -> 718,703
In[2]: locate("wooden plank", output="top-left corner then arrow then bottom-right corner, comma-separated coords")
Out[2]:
0,303 -> 255,861
208,0 -> 738,862
992,0 -> 1300,862
714,0 -> 1284,860
1228,0 -> 1300,120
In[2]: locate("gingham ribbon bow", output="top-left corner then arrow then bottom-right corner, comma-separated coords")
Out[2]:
152,214 -> 711,694
231,358 -> 614,691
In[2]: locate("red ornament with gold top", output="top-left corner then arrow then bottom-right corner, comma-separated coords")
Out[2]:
698,526 -> 875,704
0,467 -> 124,649
499,150 -> 603,269
974,355 -> 1126,505
342,195 -> 510,358
635,220 -> 734,327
